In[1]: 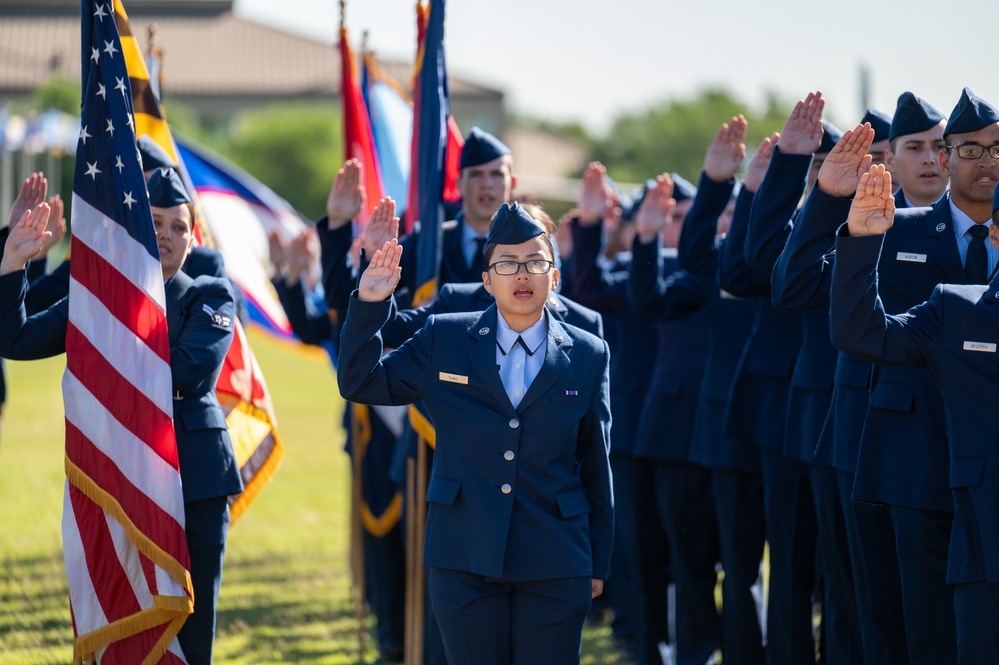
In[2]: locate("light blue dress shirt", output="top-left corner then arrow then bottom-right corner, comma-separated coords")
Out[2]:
495,311 -> 547,409
949,199 -> 997,277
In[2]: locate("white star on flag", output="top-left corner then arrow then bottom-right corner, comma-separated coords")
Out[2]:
85,162 -> 101,180
105,118 -> 115,136
96,82 -> 106,99
79,125 -> 91,144
115,155 -> 124,172
122,191 -> 137,209
115,76 -> 127,96
94,3 -> 107,20
90,47 -> 100,63
103,40 -> 118,58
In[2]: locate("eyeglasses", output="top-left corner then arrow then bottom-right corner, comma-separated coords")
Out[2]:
488,259 -> 554,276
947,143 -> 999,160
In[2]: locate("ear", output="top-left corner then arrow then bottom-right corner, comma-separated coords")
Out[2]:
482,271 -> 493,294
551,266 -> 560,291
510,173 -> 518,193
939,149 -> 950,176
990,220 -> 999,249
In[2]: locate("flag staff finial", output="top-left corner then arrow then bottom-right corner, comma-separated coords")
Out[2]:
339,0 -> 346,29
361,29 -> 369,56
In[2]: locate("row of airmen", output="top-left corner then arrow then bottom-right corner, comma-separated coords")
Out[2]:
248,87 -> 999,664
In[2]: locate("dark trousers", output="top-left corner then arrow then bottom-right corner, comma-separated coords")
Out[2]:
837,471 -> 908,664
606,451 -> 639,650
954,580 -> 999,665
364,525 -> 406,659
712,469 -> 765,665
632,459 -> 672,665
759,448 -> 817,665
808,465 -> 861,665
428,567 -> 591,665
177,497 -> 230,665
654,461 -> 721,665
891,504 -> 957,665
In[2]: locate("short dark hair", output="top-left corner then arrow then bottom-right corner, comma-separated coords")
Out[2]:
483,233 -> 555,270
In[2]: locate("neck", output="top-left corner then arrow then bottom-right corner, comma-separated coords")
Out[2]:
904,191 -> 940,208
462,211 -> 492,236
498,309 -> 544,334
954,196 -> 994,223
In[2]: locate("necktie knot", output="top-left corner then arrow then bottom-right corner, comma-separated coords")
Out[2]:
969,224 -> 989,240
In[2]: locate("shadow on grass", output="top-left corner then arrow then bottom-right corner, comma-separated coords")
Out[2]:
1,549 -> 631,664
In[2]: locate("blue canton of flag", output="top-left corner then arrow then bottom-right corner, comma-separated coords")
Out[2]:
77,0 -> 155,251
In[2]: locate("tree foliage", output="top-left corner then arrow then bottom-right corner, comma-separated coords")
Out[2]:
219,104 -> 343,221
589,87 -> 792,185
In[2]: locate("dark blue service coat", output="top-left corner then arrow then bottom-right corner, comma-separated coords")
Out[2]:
338,297 -> 614,582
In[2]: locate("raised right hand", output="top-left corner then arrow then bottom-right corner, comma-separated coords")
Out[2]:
358,238 -> 403,302
847,165 -> 895,237
818,123 -> 875,198
635,174 -> 676,244
704,115 -> 748,182
325,158 -> 365,228
577,162 -> 614,227
8,172 -> 47,229
1,203 -> 51,276
361,198 -> 400,258
744,133 -> 780,193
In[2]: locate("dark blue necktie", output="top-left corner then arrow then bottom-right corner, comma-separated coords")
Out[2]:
472,237 -> 487,270
965,224 -> 989,284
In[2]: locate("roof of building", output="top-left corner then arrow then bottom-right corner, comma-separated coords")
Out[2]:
0,5 -> 502,100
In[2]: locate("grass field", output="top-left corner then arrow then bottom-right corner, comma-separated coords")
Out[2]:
0,332 -> 626,664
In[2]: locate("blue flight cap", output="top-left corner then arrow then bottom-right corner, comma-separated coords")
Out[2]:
818,120 -> 843,154
147,167 -> 191,207
944,87 -> 999,137
889,92 -> 945,142
861,108 -> 892,143
137,135 -> 176,172
671,173 -> 697,202
459,127 -> 511,170
486,202 -> 545,246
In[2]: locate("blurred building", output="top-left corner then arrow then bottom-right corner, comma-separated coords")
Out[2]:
0,0 -> 588,204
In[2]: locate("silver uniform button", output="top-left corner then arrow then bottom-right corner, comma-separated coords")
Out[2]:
504,450 -> 515,461
501,483 -> 512,494
509,418 -> 520,429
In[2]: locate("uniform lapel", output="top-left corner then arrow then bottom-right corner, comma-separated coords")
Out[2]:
923,195 -> 966,284
164,270 -> 193,346
466,306 -> 517,414
517,317 -> 574,412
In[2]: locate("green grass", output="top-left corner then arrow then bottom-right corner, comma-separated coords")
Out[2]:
0,335 -> 628,664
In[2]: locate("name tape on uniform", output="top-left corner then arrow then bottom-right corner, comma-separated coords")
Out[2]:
896,252 -> 927,263
963,341 -> 997,353
439,372 -> 469,385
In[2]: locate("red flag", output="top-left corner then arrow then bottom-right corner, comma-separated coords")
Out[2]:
339,24 -> 385,232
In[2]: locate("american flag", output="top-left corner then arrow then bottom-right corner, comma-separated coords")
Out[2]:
64,1 -> 192,662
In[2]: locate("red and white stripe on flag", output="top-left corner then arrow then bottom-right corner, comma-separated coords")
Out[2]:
68,1 -> 195,661
64,195 -> 193,664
